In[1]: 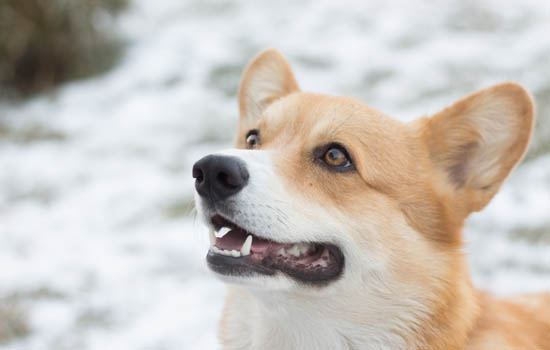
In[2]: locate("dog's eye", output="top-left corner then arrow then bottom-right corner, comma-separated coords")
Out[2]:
324,148 -> 348,167
245,129 -> 260,149
322,145 -> 352,170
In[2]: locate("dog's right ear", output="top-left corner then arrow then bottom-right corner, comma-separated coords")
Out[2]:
238,49 -> 300,129
422,82 -> 534,215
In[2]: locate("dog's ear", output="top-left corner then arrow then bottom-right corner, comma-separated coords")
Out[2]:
238,49 -> 299,128
422,83 -> 534,213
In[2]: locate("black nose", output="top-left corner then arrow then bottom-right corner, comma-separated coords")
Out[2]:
192,155 -> 249,201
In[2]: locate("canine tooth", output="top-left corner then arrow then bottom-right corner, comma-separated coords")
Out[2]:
212,246 -> 221,253
209,228 -> 216,245
287,245 -> 300,257
215,227 -> 231,238
231,250 -> 241,257
241,235 -> 252,256
277,248 -> 286,256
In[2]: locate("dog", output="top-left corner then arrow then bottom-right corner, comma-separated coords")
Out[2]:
192,49 -> 550,350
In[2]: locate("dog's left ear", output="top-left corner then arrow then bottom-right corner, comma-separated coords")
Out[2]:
238,49 -> 300,129
422,82 -> 534,214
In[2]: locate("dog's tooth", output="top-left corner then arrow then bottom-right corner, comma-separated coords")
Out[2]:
277,248 -> 286,256
209,228 -> 216,245
221,249 -> 231,256
241,235 -> 252,256
215,227 -> 231,238
231,250 -> 241,257
297,243 -> 309,255
287,245 -> 300,257
212,246 -> 221,254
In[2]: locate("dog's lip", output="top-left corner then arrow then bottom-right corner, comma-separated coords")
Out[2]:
206,214 -> 345,285
210,214 -> 279,245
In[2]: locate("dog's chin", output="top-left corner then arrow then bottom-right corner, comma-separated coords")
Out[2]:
208,266 -> 298,291
205,214 -> 345,287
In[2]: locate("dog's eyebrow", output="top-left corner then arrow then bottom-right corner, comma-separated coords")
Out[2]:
318,113 -> 357,141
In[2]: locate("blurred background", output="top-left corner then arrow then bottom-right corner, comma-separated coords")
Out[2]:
0,0 -> 549,349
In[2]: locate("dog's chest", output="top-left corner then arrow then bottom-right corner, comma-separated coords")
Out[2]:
220,291 -> 405,350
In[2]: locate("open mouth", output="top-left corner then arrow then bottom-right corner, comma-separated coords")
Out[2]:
206,215 -> 344,284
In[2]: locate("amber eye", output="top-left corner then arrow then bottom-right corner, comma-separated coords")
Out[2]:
324,148 -> 348,167
245,130 -> 260,148
319,144 -> 353,171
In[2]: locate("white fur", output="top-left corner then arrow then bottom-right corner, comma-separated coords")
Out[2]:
194,149 -> 441,350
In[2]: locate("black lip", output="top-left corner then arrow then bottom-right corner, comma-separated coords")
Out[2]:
274,244 -> 345,285
207,252 -> 276,277
206,244 -> 345,286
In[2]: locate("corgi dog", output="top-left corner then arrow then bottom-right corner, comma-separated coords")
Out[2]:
192,49 -> 549,350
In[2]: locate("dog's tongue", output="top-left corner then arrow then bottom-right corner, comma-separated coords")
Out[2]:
215,229 -> 287,253
249,236 -> 287,254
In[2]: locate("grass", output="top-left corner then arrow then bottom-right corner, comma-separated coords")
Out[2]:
76,308 -> 112,329
508,224 -> 550,245
0,122 -> 67,144
208,63 -> 243,97
163,196 -> 196,219
0,0 -> 127,99
524,84 -> 550,163
0,296 -> 31,344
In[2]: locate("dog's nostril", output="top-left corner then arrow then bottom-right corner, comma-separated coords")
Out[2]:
216,171 -> 238,189
193,167 -> 204,183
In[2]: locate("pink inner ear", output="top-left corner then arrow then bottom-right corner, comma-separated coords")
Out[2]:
447,142 -> 478,188
424,83 -> 534,213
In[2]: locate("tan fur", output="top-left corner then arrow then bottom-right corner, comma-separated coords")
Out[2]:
217,49 -> 547,349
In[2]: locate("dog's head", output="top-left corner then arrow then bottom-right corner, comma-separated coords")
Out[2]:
193,49 -> 534,294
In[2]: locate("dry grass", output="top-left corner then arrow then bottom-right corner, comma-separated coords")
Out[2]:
0,122 -> 67,143
0,0 -> 127,99
524,85 -> 550,162
0,296 -> 31,344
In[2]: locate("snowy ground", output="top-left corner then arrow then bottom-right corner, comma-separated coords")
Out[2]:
1,1 -> 549,349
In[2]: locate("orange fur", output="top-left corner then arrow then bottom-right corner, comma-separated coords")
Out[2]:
214,49 -> 548,350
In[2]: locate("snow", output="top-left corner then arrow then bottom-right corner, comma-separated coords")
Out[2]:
1,1 -> 549,349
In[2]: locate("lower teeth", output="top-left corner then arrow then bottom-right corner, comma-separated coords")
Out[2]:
212,246 -> 241,257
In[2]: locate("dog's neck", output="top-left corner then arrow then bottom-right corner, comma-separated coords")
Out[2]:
220,261 -> 480,350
